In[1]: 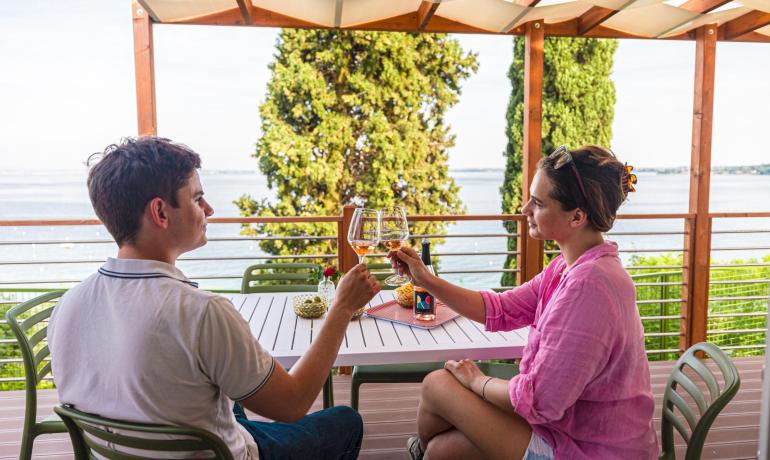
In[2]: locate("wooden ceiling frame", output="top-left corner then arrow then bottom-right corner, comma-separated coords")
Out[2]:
137,0 -> 770,42
235,0 -> 253,25
417,1 -> 439,31
719,10 -> 770,40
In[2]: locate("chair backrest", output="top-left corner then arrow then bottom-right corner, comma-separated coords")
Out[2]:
54,404 -> 234,460
659,342 -> 741,460
366,262 -> 395,288
241,262 -> 320,293
5,290 -> 66,412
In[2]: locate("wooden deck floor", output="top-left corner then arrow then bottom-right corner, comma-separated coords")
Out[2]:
0,357 -> 762,459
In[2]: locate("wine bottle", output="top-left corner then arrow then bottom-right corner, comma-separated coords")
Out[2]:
413,240 -> 436,321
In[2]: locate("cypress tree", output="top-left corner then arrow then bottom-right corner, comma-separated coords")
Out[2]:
501,37 -> 617,286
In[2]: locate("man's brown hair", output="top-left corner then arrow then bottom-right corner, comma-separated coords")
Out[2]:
87,137 -> 202,246
538,145 -> 629,232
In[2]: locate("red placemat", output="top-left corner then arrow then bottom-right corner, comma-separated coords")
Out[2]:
364,299 -> 459,329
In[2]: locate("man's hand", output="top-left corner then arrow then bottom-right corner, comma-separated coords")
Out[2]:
444,359 -> 486,391
332,264 -> 380,317
388,247 -> 435,288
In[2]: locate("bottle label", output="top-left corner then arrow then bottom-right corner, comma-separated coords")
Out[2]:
414,289 -> 435,315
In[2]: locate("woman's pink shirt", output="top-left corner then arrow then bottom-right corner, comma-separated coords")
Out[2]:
481,241 -> 659,459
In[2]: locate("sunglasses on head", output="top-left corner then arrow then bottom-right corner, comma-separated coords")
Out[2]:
549,145 -> 588,203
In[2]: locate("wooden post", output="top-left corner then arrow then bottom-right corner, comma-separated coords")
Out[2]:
338,205 -> 358,273
516,220 -> 526,286
521,21 -> 545,283
682,25 -> 717,350
132,1 -> 157,136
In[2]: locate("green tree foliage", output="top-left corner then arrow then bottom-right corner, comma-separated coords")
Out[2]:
500,37 -> 618,285
235,30 -> 478,256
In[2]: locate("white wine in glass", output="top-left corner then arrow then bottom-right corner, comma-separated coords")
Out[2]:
380,207 -> 410,286
347,208 -> 380,264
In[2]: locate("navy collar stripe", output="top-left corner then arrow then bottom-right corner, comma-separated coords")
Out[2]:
98,268 -> 199,288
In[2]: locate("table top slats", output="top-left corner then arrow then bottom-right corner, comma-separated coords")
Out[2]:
230,292 -> 528,367
274,296 -> 298,351
246,295 -> 270,340
294,308 -> 313,349
370,293 -> 404,347
345,316 -> 368,351
237,295 -> 258,323
359,298 -> 386,349
453,317 -> 490,343
256,296 -> 285,346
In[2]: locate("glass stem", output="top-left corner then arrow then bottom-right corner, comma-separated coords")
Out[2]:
358,255 -> 364,264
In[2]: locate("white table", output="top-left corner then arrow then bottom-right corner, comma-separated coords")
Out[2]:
226,291 -> 529,368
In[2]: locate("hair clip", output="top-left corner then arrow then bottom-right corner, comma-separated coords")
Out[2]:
622,163 -> 638,193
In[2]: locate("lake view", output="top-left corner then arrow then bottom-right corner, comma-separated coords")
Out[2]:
1,169 -> 769,290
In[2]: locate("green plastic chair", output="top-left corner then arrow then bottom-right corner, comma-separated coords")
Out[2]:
241,262 -> 334,408
241,262 -> 321,293
54,404 -> 233,460
659,342 -> 741,460
6,290 -> 68,460
351,361 -> 519,410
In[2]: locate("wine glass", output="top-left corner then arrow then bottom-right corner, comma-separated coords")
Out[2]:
380,207 -> 410,286
347,208 -> 380,264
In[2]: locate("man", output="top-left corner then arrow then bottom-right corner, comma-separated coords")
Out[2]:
49,137 -> 380,459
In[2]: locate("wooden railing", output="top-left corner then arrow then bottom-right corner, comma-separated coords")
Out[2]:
1,210 -> 768,361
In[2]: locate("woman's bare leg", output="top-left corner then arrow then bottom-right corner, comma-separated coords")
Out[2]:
417,369 -> 532,460
424,428 -> 485,459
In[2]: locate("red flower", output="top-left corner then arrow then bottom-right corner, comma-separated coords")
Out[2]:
323,267 -> 337,278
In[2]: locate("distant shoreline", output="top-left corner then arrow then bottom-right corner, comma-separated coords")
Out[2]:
636,164 -> 770,175
3,165 -> 770,175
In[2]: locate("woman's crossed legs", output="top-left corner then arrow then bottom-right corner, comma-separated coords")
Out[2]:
417,369 -> 532,460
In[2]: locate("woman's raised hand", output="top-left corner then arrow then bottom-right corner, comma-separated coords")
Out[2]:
443,359 -> 485,391
388,247 -> 433,287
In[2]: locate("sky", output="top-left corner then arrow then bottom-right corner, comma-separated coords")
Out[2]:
1,1 -> 770,171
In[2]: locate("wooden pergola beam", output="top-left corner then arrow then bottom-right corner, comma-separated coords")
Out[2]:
235,0 -> 253,25
683,24 -> 717,350
417,1 -> 439,31
520,20 -> 545,284
171,6 -> 324,28
502,0 -> 541,34
679,0 -> 731,13
132,1 -> 157,137
577,6 -> 621,35
719,10 -> 770,40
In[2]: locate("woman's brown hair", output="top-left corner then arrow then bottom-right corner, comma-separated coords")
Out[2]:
538,145 -> 631,232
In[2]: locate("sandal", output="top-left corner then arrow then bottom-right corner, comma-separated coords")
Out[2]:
407,435 -> 425,460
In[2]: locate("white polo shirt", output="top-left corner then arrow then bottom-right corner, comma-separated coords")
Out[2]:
49,258 -> 274,460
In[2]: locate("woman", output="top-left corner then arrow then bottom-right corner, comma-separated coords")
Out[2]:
391,145 -> 658,460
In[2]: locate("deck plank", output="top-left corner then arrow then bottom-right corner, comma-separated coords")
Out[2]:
0,357 -> 763,459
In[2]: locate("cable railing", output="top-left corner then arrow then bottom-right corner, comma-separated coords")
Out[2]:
0,211 -> 768,386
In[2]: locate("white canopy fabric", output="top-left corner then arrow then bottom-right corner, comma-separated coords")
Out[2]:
137,0 -> 770,41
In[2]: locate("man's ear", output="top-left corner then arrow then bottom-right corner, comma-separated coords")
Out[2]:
147,197 -> 170,229
571,208 -> 589,228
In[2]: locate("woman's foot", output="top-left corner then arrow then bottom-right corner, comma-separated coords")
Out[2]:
407,435 -> 425,460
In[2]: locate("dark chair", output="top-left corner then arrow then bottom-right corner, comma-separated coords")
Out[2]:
54,404 -> 233,460
241,262 -> 334,408
351,361 -> 519,410
241,262 -> 321,293
6,290 -> 68,460
659,342 -> 741,460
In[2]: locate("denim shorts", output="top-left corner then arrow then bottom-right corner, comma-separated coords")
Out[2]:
233,403 -> 363,460
522,432 -> 554,460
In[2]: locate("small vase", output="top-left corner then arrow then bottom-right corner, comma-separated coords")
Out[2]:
317,277 -> 336,305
